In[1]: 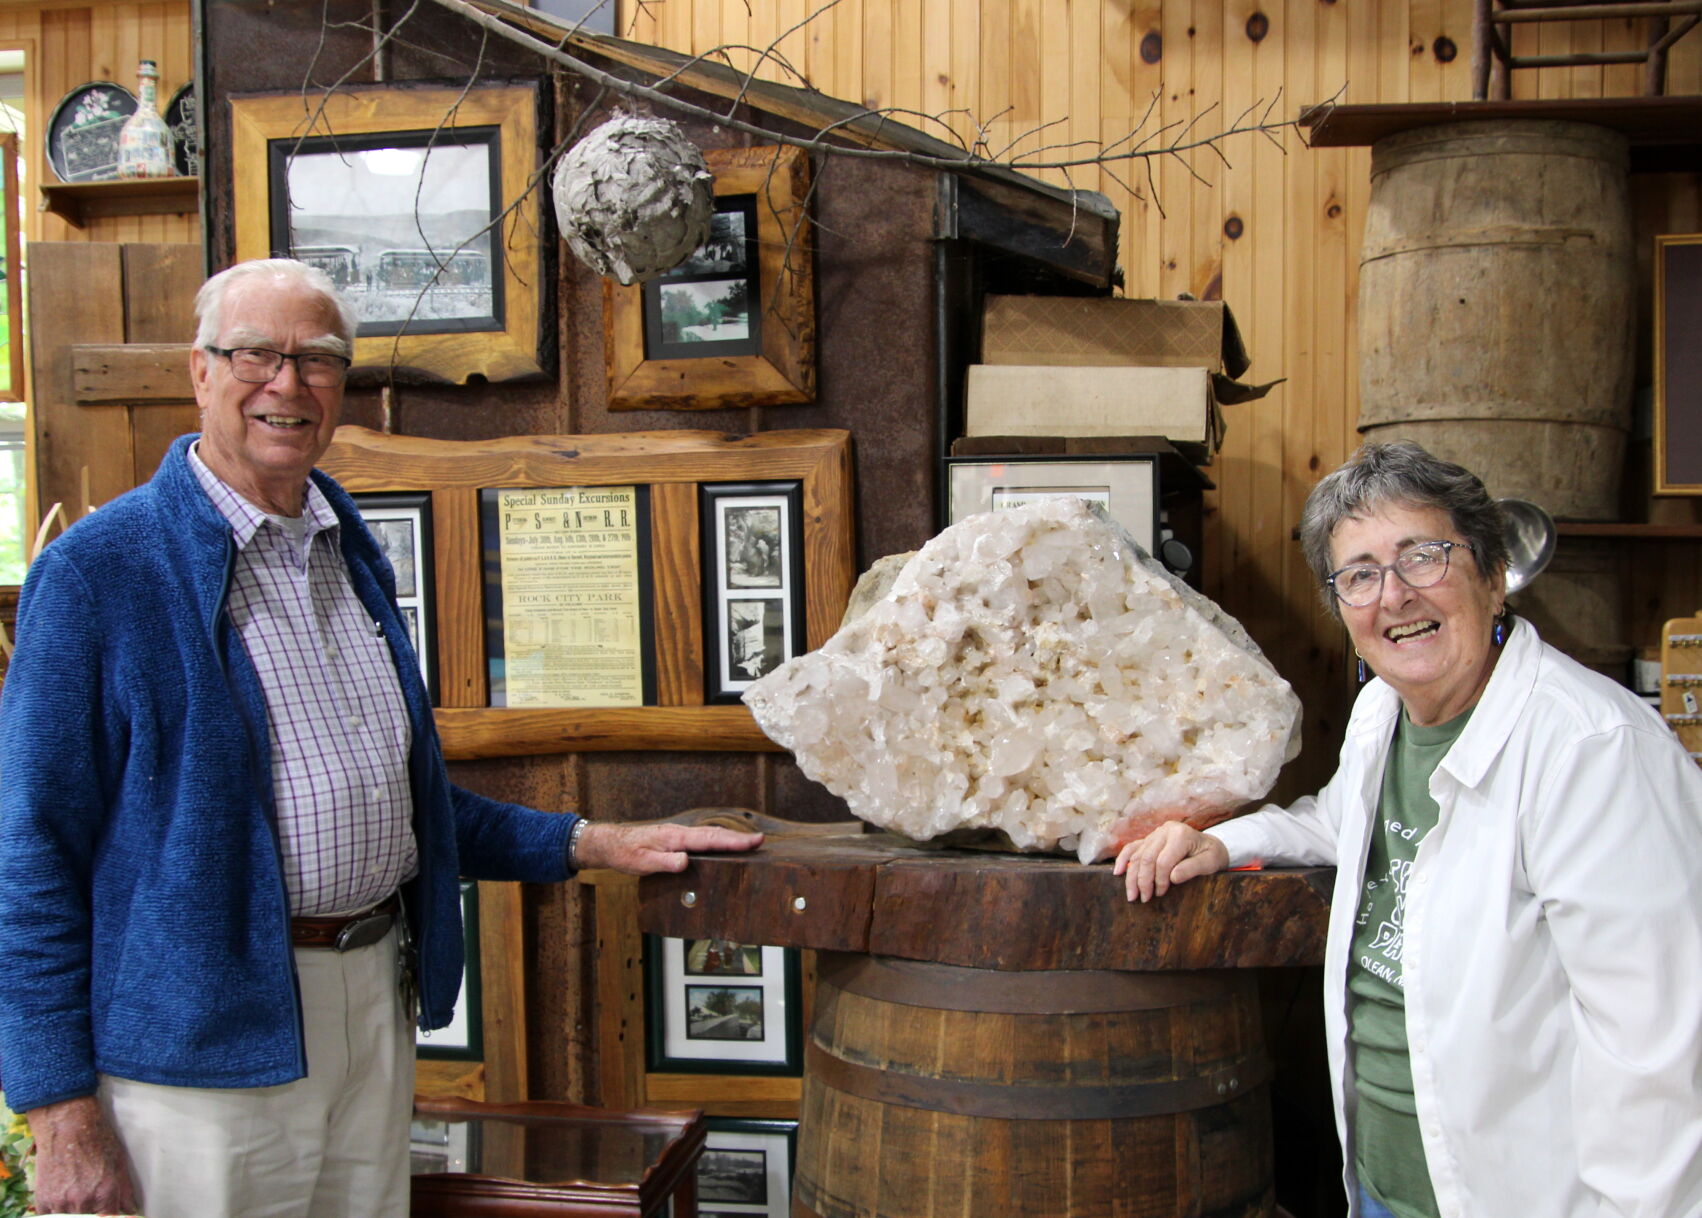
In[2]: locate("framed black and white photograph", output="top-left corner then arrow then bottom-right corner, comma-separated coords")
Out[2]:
945,454 -> 1160,555
701,482 -> 805,704
272,129 -> 502,337
695,1118 -> 796,1218
353,491 -> 437,701
231,84 -> 545,384
644,935 -> 800,1074
643,196 -> 760,361
416,880 -> 481,1061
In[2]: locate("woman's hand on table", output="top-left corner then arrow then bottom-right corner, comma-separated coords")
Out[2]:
575,822 -> 764,875
1113,822 -> 1229,903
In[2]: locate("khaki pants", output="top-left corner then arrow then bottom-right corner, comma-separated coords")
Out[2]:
99,929 -> 414,1218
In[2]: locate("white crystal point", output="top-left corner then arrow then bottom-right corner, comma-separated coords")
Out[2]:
552,113 -> 715,285
743,498 -> 1301,864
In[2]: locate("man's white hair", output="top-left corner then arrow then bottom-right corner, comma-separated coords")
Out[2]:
193,258 -> 358,355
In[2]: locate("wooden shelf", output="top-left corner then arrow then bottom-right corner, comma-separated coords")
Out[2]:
1557,523 -> 1702,539
1297,97 -> 1702,173
38,176 -> 199,229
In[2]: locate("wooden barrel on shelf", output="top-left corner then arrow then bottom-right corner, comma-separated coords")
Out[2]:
1510,538 -> 1632,681
1356,120 -> 1635,521
793,953 -> 1274,1218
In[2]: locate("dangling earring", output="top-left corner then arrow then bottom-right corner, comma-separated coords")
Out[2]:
1492,610 -> 1507,647
1356,651 -> 1367,683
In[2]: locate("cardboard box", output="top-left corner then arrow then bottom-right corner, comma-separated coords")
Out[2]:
966,365 -> 1222,447
972,296 -> 1281,453
981,295 -> 1250,375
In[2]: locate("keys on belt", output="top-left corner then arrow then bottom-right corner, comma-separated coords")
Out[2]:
291,894 -> 401,951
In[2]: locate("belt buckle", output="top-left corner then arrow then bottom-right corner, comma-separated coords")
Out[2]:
333,909 -> 394,952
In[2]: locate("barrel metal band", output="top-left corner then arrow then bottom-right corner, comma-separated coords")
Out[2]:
819,952 -> 1244,1015
804,1041 -> 1272,1120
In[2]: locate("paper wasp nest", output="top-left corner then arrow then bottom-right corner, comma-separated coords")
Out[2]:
743,499 -> 1300,864
552,113 -> 715,285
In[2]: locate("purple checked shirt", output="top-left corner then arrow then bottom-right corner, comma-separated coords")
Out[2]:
190,444 -> 418,916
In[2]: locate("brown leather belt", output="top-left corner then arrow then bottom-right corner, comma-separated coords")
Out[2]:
291,894 -> 401,951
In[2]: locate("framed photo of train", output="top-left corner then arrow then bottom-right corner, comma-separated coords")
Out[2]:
229,84 -> 543,384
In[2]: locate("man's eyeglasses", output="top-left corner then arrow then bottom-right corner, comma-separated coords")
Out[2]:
207,346 -> 351,388
1326,540 -> 1471,608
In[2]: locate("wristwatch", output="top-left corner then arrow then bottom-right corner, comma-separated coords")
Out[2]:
567,817 -> 590,871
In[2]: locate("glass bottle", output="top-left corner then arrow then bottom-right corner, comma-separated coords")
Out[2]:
116,59 -> 174,179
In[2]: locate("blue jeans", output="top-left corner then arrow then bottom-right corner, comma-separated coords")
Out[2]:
1357,1182 -> 1398,1218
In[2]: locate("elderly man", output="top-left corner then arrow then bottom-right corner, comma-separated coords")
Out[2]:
0,258 -> 759,1217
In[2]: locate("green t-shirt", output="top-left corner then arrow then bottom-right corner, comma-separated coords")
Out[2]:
1347,706 -> 1472,1218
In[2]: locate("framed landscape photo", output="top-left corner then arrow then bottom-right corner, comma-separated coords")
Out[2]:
354,491 -> 437,701
606,144 -> 815,410
644,935 -> 801,1074
945,454 -> 1160,555
696,1119 -> 796,1218
230,84 -> 543,383
643,195 -> 760,360
272,128 -> 503,338
700,482 -> 805,704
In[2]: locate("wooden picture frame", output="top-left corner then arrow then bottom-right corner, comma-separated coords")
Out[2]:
1655,234 -> 1702,495
605,145 -> 815,410
701,481 -> 806,704
643,934 -> 801,1076
315,426 -> 855,758
229,84 -> 543,384
0,133 -> 21,403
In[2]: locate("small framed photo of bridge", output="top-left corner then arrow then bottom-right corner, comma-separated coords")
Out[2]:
643,935 -> 801,1075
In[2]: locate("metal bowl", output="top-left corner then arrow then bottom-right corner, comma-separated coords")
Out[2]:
1498,498 -> 1556,595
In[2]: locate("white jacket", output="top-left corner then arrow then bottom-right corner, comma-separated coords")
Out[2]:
1213,619 -> 1702,1217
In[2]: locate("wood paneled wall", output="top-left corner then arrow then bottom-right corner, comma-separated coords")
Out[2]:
0,1 -> 196,246
627,0 -> 1702,795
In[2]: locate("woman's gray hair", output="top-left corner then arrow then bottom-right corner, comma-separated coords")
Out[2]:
1300,441 -> 1509,616
193,258 -> 357,355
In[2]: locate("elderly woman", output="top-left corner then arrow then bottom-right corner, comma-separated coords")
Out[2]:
1115,442 -> 1702,1218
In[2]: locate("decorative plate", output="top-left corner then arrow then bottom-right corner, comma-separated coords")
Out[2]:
47,81 -> 137,182
164,82 -> 199,178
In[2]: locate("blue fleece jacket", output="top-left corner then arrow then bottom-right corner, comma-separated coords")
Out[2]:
0,436 -> 575,1112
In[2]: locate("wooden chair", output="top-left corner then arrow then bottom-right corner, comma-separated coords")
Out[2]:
1472,0 -> 1702,98
409,1096 -> 705,1217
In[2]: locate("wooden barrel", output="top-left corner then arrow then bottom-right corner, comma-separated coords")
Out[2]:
1357,120 -> 1635,521
794,954 -> 1274,1218
1509,539 -> 1631,680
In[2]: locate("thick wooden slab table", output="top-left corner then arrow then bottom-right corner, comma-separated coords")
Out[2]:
640,831 -> 1332,1218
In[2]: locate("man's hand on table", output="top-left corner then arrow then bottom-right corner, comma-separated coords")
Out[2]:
27,1094 -> 142,1216
576,822 -> 764,875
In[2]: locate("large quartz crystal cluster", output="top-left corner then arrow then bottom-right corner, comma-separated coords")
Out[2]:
743,499 -> 1300,863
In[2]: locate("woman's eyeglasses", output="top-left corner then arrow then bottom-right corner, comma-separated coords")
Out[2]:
1326,540 -> 1471,607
